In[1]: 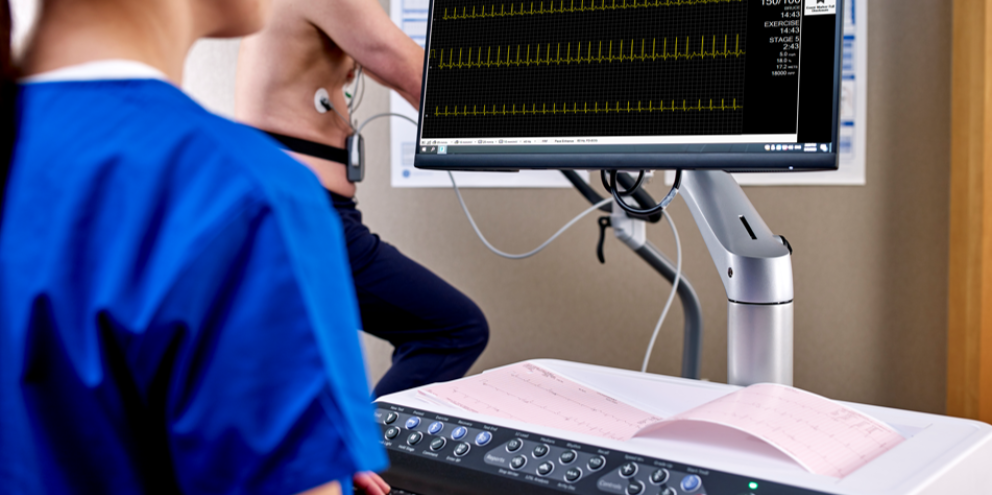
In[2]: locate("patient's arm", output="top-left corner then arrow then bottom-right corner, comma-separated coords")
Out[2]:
296,472 -> 391,495
294,0 -> 424,109
353,472 -> 391,495
297,481 -> 342,495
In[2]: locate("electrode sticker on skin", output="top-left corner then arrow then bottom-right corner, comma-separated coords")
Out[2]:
314,88 -> 330,113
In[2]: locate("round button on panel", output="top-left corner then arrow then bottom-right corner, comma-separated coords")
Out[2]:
384,412 -> 398,425
429,437 -> 446,451
661,488 -> 678,495
649,468 -> 670,485
536,461 -> 555,477
532,444 -> 550,458
564,467 -> 582,483
407,431 -> 423,446
559,450 -> 577,464
451,426 -> 468,440
475,431 -> 492,446
510,455 -> 527,470
619,462 -> 638,478
405,417 -> 421,429
587,455 -> 606,471
506,438 -> 523,452
681,474 -> 702,492
626,481 -> 644,495
428,421 -> 444,435
384,426 -> 401,440
453,442 -> 471,457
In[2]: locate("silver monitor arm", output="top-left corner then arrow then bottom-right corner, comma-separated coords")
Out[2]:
680,171 -> 794,386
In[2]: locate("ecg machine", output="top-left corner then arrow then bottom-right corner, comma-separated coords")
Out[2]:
374,360 -> 992,495
410,0 -> 850,388
390,0 -> 992,493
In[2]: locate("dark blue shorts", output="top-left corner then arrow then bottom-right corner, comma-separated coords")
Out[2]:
329,192 -> 489,398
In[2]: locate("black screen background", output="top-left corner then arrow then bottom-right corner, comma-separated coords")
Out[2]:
419,0 -> 838,141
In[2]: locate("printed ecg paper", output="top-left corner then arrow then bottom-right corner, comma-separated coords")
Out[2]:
421,362 -> 665,441
420,362 -> 905,478
656,383 -> 906,478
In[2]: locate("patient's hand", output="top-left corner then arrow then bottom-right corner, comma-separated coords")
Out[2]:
353,471 -> 391,495
295,472 -> 390,495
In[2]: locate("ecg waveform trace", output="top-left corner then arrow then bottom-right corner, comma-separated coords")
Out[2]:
423,0 -> 749,137
433,98 -> 743,117
433,35 -> 743,70
441,0 -> 743,20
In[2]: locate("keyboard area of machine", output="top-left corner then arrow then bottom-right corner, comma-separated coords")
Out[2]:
375,402 -> 830,495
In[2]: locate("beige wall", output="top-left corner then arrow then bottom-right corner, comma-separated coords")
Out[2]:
179,0 -> 952,413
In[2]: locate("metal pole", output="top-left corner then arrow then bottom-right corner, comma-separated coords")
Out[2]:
561,170 -> 704,379
633,242 -> 703,379
679,171 -> 794,386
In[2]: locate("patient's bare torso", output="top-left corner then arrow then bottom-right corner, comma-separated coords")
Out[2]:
237,3 -> 358,197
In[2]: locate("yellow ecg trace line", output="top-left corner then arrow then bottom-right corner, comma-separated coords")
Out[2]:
431,35 -> 743,69
442,0 -> 742,20
433,98 -> 743,117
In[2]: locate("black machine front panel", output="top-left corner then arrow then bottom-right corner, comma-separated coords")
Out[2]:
375,403 -> 832,495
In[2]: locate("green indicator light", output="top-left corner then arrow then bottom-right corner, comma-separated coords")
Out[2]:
749,481 -> 759,490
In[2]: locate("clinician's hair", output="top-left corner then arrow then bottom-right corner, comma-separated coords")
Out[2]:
0,0 -> 14,229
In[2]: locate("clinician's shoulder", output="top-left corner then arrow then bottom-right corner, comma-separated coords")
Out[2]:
19,78 -> 325,209
143,81 -> 327,206
13,79 -> 336,283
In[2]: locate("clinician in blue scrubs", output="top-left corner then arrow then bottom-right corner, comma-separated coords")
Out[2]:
0,1 -> 388,494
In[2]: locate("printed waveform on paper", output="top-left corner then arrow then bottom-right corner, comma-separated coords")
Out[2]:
422,362 -> 905,478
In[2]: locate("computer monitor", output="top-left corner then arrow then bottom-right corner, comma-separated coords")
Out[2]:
414,0 -> 843,171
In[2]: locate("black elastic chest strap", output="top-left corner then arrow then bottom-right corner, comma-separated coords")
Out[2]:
263,130 -> 348,165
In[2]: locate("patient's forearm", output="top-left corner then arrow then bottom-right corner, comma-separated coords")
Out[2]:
297,481 -> 343,495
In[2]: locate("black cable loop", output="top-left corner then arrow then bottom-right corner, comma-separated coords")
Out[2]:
609,169 -> 683,216
600,170 -> 644,196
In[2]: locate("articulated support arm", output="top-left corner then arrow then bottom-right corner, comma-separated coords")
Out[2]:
680,171 -> 795,386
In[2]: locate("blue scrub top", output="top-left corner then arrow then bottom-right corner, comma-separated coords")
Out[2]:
0,77 -> 387,494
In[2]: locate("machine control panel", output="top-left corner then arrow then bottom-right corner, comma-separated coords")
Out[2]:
375,403 -> 831,495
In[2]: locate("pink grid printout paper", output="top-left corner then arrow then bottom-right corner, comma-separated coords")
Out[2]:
420,362 -> 905,478
658,383 -> 905,478
420,362 -> 665,441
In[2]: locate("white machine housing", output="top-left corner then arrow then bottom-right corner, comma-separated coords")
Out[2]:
377,360 -> 992,495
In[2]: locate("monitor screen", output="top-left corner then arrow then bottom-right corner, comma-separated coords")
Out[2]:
413,0 -> 843,171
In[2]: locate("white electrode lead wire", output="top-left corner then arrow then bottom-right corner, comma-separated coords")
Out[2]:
448,171 -> 612,260
362,112 -> 682,372
357,112 -> 417,134
347,112 -> 612,261
641,210 -> 682,373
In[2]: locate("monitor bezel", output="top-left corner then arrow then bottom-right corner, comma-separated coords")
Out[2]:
413,0 -> 845,172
